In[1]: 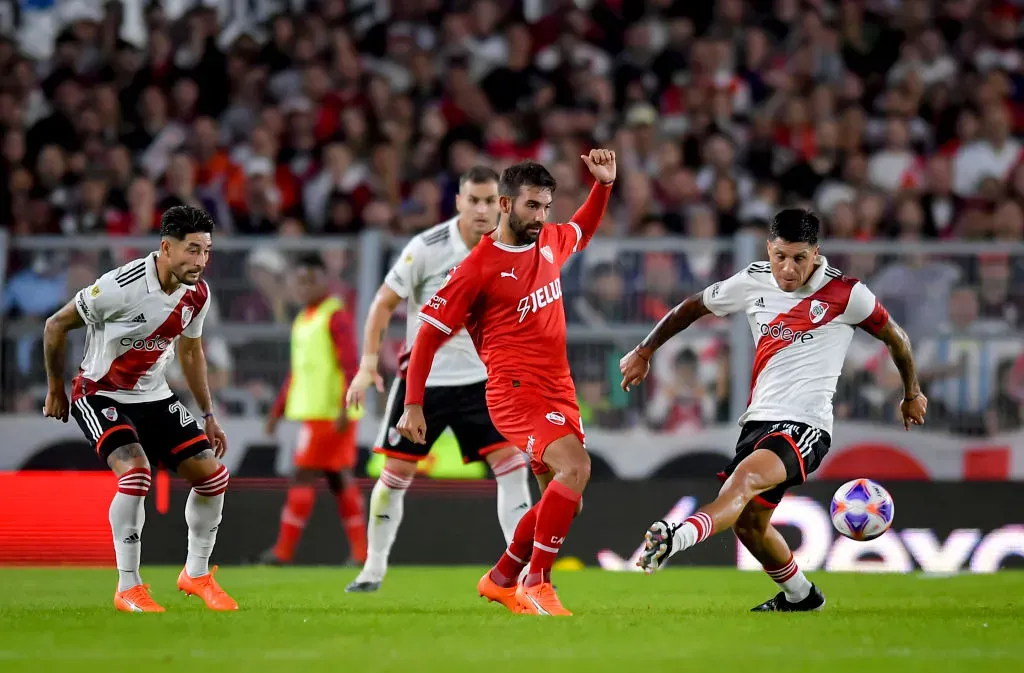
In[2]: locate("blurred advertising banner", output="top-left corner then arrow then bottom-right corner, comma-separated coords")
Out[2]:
2,474 -> 1022,573
1,416 -> 1023,481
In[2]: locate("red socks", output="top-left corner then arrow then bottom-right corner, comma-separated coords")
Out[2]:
336,483 -> 367,563
491,502 -> 539,586
526,480 -> 581,587
273,485 -> 315,562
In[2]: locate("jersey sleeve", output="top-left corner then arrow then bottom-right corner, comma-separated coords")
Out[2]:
549,223 -> 585,264
383,238 -> 425,300
74,273 -> 125,325
701,271 -> 748,317
843,281 -> 890,336
417,259 -> 481,336
182,290 -> 212,339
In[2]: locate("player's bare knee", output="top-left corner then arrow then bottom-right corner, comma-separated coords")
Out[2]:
108,443 -> 149,473
555,451 -> 590,491
722,468 -> 767,504
485,445 -> 520,466
383,456 -> 417,479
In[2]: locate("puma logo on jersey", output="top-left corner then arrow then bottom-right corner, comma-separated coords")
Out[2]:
501,268 -> 518,280
516,278 -> 562,323
809,300 -> 829,324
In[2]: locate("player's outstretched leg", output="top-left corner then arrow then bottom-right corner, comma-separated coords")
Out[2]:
734,501 -> 825,612
347,457 -> 415,592
640,448 -> 787,573
258,467 -> 319,565
176,451 -> 237,611
107,443 -> 164,612
514,435 -> 588,616
325,469 -> 368,565
485,448 -> 532,544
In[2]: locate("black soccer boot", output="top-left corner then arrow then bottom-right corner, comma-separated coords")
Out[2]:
345,579 -> 381,593
750,584 -> 826,612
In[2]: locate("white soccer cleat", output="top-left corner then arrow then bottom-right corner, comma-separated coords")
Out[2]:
638,520 -> 676,574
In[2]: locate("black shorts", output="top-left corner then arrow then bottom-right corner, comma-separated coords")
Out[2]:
71,394 -> 211,471
374,379 -> 507,464
717,420 -> 831,507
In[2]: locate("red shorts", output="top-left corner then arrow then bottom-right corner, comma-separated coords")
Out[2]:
486,384 -> 584,475
294,420 -> 358,472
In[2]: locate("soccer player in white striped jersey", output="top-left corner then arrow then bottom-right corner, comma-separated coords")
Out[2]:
344,166 -> 532,593
42,206 -> 237,612
619,208 -> 929,612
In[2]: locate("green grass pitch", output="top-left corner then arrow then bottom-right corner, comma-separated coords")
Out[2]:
0,567 -> 1020,672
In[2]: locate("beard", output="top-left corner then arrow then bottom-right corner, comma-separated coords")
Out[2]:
173,267 -> 201,286
508,211 -> 541,245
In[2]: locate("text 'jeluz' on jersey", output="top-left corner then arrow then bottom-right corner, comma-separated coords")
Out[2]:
516,278 -> 562,324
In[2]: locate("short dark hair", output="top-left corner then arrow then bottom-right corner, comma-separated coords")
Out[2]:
295,253 -> 326,271
498,161 -> 557,198
160,205 -> 215,239
769,208 -> 819,245
459,165 -> 499,188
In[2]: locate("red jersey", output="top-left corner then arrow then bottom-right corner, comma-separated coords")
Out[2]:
408,182 -> 613,404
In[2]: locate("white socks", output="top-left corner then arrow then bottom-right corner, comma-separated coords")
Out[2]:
111,468 -> 150,591
766,555 -> 813,602
670,512 -> 714,556
491,453 -> 531,545
358,469 -> 412,582
185,465 -> 229,578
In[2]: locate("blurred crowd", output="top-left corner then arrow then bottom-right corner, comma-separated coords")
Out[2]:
4,0 -> 1024,435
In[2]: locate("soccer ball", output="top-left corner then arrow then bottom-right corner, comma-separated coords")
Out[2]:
830,478 -> 895,541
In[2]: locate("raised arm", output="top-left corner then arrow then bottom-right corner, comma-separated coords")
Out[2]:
570,149 -> 616,250
42,299 -> 86,422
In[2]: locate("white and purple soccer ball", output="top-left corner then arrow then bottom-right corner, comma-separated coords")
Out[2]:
830,478 -> 895,541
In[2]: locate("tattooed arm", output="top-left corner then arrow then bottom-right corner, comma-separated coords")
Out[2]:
874,318 -> 928,430
619,293 -> 713,391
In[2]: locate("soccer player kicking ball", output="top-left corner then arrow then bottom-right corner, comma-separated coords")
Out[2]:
620,209 -> 928,612
42,206 -> 238,612
397,151 -> 616,616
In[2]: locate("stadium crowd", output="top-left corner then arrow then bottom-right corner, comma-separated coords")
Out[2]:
3,0 -> 1024,436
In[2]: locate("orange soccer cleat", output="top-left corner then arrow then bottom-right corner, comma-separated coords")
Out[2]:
114,584 -> 166,613
177,566 -> 239,611
477,572 -> 523,614
515,581 -> 572,616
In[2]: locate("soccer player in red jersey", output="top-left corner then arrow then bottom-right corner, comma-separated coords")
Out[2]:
397,150 -> 616,616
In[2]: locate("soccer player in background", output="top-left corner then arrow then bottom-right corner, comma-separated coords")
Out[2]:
619,208 -> 928,611
345,167 -> 532,593
398,150 -> 616,615
259,254 -> 368,566
42,205 -> 237,612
